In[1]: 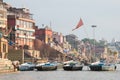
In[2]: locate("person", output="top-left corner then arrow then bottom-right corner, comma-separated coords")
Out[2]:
12,61 -> 20,71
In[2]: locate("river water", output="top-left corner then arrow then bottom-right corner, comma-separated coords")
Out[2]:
0,64 -> 120,80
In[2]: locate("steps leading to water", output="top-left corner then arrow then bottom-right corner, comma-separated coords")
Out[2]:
0,58 -> 14,73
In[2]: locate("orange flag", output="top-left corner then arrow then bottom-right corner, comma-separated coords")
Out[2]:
72,18 -> 84,31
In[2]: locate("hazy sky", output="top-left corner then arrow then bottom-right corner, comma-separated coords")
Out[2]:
4,0 -> 120,42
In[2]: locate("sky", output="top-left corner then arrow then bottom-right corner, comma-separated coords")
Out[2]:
4,0 -> 120,42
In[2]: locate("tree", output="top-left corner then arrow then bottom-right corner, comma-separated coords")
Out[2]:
81,38 -> 106,47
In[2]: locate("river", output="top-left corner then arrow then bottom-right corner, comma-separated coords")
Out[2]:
0,64 -> 120,80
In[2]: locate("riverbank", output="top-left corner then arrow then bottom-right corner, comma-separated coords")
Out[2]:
0,70 -> 19,75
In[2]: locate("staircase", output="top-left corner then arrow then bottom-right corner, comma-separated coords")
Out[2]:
0,58 -> 14,73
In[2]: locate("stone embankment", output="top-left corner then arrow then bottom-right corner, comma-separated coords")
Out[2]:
0,59 -> 15,73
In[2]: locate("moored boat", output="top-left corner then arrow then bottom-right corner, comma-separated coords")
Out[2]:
18,62 -> 36,71
63,60 -> 83,71
35,62 -> 57,71
89,60 -> 117,71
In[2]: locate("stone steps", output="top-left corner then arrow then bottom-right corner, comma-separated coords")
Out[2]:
0,59 -> 14,73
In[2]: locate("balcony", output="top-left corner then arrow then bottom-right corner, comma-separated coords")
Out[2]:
17,16 -> 34,23
0,8 -> 7,12
16,25 -> 35,32
16,33 -> 35,39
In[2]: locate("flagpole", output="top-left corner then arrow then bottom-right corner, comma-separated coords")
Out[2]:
92,25 -> 97,62
83,26 -> 89,38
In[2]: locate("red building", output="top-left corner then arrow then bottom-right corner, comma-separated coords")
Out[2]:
7,7 -> 35,49
35,26 -> 52,44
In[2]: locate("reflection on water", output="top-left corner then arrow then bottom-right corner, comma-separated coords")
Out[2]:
0,64 -> 120,80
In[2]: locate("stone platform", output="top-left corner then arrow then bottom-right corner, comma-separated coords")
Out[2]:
0,58 -> 15,73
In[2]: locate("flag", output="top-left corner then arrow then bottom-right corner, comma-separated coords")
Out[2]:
72,18 -> 83,31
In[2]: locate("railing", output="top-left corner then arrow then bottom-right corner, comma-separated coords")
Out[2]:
16,25 -> 35,32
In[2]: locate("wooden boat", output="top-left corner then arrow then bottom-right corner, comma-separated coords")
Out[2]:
89,60 -> 117,71
63,60 -> 83,71
18,62 -> 36,71
35,62 -> 57,71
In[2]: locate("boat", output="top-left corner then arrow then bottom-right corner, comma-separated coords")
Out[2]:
35,62 -> 57,71
63,60 -> 83,71
18,62 -> 36,71
89,60 -> 117,71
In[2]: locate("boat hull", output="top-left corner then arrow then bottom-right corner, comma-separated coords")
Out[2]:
35,66 -> 57,71
89,65 -> 116,71
89,65 -> 102,71
63,66 -> 83,71
19,66 -> 35,71
102,65 -> 116,71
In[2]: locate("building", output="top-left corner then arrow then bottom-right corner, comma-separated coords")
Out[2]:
7,7 -> 35,49
0,1 -> 8,59
66,34 -> 79,50
35,26 -> 52,44
52,32 -> 64,44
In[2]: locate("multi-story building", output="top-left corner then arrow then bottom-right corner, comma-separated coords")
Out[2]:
35,26 -> 52,44
66,34 -> 79,50
0,1 -> 8,59
52,32 -> 64,44
7,7 -> 35,49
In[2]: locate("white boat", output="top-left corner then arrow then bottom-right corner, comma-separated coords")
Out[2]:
18,62 -> 36,71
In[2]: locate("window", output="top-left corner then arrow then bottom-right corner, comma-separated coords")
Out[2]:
0,20 -> 4,25
3,44 -> 6,52
0,13 -> 3,18
29,23 -> 33,28
16,20 -> 20,25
